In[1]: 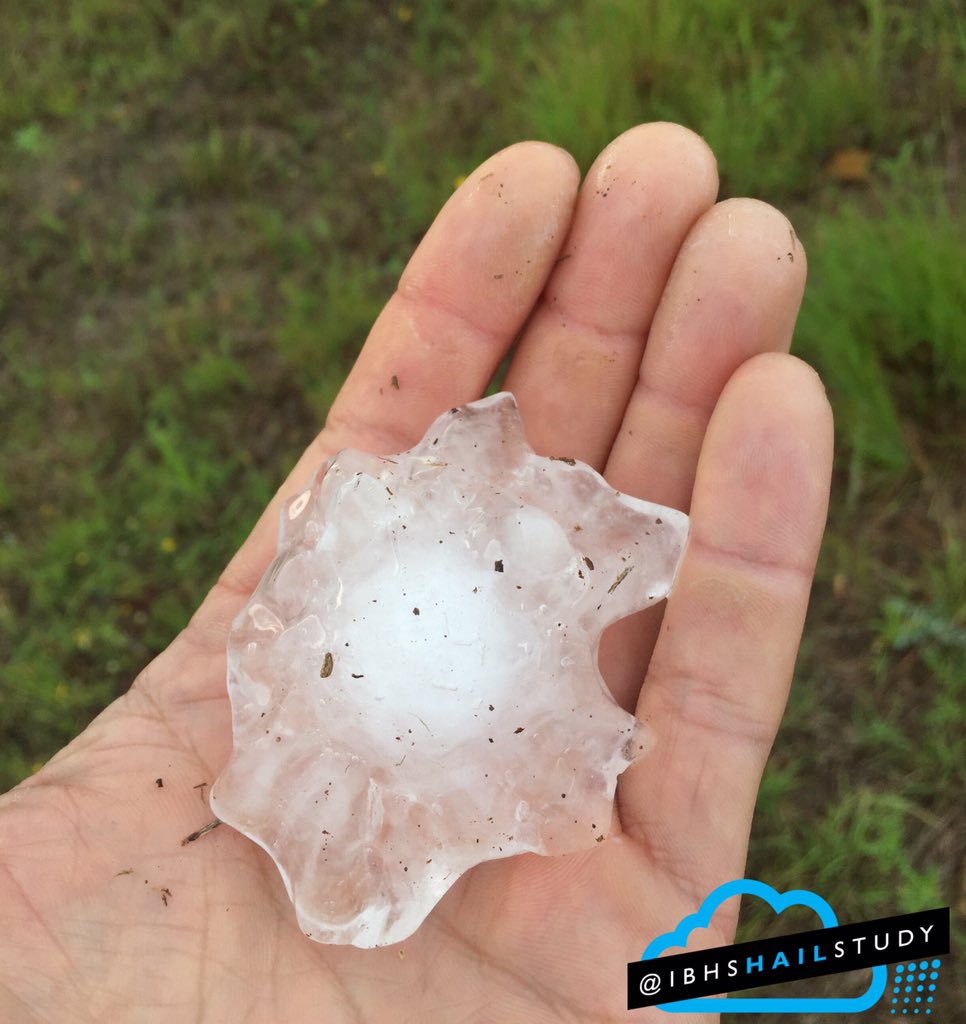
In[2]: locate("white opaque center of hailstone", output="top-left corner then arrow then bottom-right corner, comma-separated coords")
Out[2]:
329,539 -> 529,748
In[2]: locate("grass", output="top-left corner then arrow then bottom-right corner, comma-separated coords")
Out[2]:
796,188 -> 966,476
0,0 -> 963,1008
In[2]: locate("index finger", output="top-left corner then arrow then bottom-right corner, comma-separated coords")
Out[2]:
188,142 -> 579,645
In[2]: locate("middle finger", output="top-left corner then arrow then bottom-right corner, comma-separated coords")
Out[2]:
504,122 -> 718,466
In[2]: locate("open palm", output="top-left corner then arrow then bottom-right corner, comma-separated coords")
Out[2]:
0,124 -> 832,1023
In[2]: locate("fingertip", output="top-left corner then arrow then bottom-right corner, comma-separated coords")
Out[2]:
732,197 -> 806,276
721,351 -> 835,470
399,138 -> 582,315
518,139 -> 582,186
606,121 -> 718,170
728,351 -> 831,433
652,122 -> 719,192
590,122 -> 719,201
696,352 -> 834,574
684,198 -> 807,296
459,139 -> 581,204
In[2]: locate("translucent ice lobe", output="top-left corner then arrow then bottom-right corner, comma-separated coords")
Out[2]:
211,392 -> 689,948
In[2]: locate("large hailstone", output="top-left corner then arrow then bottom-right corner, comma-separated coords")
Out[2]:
211,392 -> 688,948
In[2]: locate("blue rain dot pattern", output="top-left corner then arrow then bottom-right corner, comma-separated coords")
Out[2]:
893,961 -> 943,1017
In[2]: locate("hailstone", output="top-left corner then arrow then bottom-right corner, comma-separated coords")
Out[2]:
210,392 -> 688,947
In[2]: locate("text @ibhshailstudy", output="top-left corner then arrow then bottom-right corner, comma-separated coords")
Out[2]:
641,920 -> 939,995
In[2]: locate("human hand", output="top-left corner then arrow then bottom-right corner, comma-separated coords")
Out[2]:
0,123 -> 832,1023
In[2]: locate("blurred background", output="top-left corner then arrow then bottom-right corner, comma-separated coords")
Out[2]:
0,0 -> 962,1011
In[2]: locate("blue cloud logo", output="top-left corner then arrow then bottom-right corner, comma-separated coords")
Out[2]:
641,878 -> 888,1013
